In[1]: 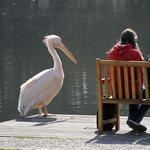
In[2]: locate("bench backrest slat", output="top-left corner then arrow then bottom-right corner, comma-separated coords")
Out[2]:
99,60 -> 150,67
124,67 -> 129,99
110,66 -> 116,98
131,67 -> 136,99
104,66 -> 109,98
117,67 -> 122,99
137,67 -> 143,99
144,67 -> 149,100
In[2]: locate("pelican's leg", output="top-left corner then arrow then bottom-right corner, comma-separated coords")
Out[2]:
38,107 -> 44,117
43,105 -> 48,117
43,105 -> 56,117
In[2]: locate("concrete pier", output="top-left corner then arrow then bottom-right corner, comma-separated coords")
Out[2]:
0,114 -> 150,140
1,114 -> 150,149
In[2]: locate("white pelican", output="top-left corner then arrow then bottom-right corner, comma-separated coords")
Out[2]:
18,35 -> 77,117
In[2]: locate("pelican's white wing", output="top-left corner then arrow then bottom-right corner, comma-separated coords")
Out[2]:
18,68 -> 55,115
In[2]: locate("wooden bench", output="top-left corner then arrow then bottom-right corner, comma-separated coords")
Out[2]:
95,58 -> 150,133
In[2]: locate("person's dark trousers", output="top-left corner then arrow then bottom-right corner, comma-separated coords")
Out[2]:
129,85 -> 150,122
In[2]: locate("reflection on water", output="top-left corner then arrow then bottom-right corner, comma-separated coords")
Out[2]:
1,0 -> 150,122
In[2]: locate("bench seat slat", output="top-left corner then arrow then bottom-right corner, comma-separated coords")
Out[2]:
102,98 -> 150,105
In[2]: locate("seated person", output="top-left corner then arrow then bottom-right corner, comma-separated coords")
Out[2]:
107,28 -> 150,132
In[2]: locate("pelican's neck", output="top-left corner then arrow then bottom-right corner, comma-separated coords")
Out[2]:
48,43 -> 63,72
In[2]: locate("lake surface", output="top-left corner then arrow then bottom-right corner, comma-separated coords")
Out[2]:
1,0 -> 150,122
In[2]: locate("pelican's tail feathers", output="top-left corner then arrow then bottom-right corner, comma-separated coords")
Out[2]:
18,96 -> 29,116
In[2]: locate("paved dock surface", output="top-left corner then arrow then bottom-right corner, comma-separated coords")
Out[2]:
0,114 -> 150,149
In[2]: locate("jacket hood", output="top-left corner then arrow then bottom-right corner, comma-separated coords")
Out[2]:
114,44 -> 132,55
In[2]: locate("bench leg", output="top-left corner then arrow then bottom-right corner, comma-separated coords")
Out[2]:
115,104 -> 120,130
98,101 -> 103,133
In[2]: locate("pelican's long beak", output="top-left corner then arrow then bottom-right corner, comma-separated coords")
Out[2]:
57,42 -> 77,64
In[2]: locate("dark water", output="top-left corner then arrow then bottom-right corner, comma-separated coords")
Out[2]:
1,0 -> 150,122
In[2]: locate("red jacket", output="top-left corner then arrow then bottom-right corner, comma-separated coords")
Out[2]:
108,44 -> 144,98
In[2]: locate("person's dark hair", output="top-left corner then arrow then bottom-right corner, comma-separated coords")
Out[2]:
119,28 -> 139,49
107,28 -> 144,59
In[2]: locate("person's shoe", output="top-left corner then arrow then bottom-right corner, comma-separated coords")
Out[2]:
126,119 -> 147,132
